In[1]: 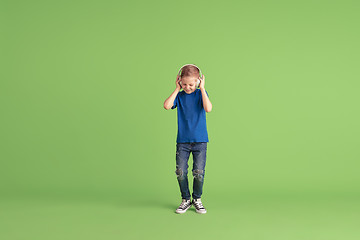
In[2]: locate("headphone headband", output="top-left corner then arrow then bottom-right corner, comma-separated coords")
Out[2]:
178,64 -> 202,78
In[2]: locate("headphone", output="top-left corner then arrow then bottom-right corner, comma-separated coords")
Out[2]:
177,64 -> 202,88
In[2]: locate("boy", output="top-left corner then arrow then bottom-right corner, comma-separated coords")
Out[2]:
163,64 -> 212,214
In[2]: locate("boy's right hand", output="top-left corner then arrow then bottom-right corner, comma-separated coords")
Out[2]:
175,75 -> 182,90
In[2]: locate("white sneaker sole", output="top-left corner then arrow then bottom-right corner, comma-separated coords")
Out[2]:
195,209 -> 207,214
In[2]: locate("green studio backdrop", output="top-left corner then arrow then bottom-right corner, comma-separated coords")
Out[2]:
1,0 -> 360,239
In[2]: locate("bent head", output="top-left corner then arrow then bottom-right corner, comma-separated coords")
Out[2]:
179,64 -> 201,94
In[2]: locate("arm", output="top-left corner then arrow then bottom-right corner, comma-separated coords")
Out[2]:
199,75 -> 212,113
164,75 -> 182,110
163,88 -> 180,110
200,88 -> 212,112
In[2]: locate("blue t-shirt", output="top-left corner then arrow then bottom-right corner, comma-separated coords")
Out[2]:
171,89 -> 209,143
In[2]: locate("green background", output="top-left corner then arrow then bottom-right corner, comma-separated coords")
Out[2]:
1,0 -> 360,239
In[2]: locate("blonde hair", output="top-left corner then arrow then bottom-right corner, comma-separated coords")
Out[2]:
180,64 -> 200,78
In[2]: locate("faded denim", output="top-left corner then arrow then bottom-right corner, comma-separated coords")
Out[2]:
175,142 -> 207,200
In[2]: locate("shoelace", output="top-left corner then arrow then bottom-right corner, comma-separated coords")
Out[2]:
194,201 -> 204,209
179,201 -> 190,209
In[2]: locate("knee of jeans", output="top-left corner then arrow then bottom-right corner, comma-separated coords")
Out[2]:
175,168 -> 185,180
192,169 -> 204,181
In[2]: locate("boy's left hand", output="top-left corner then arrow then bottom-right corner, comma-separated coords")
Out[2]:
199,75 -> 205,89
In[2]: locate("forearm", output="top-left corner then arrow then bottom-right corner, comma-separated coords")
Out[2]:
163,88 -> 180,110
200,88 -> 212,112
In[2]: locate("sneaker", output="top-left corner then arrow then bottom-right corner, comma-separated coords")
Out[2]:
192,198 -> 207,214
175,199 -> 192,214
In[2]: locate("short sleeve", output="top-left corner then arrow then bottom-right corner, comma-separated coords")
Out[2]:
171,94 -> 179,109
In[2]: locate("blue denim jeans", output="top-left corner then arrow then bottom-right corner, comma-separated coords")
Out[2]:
175,142 -> 207,200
